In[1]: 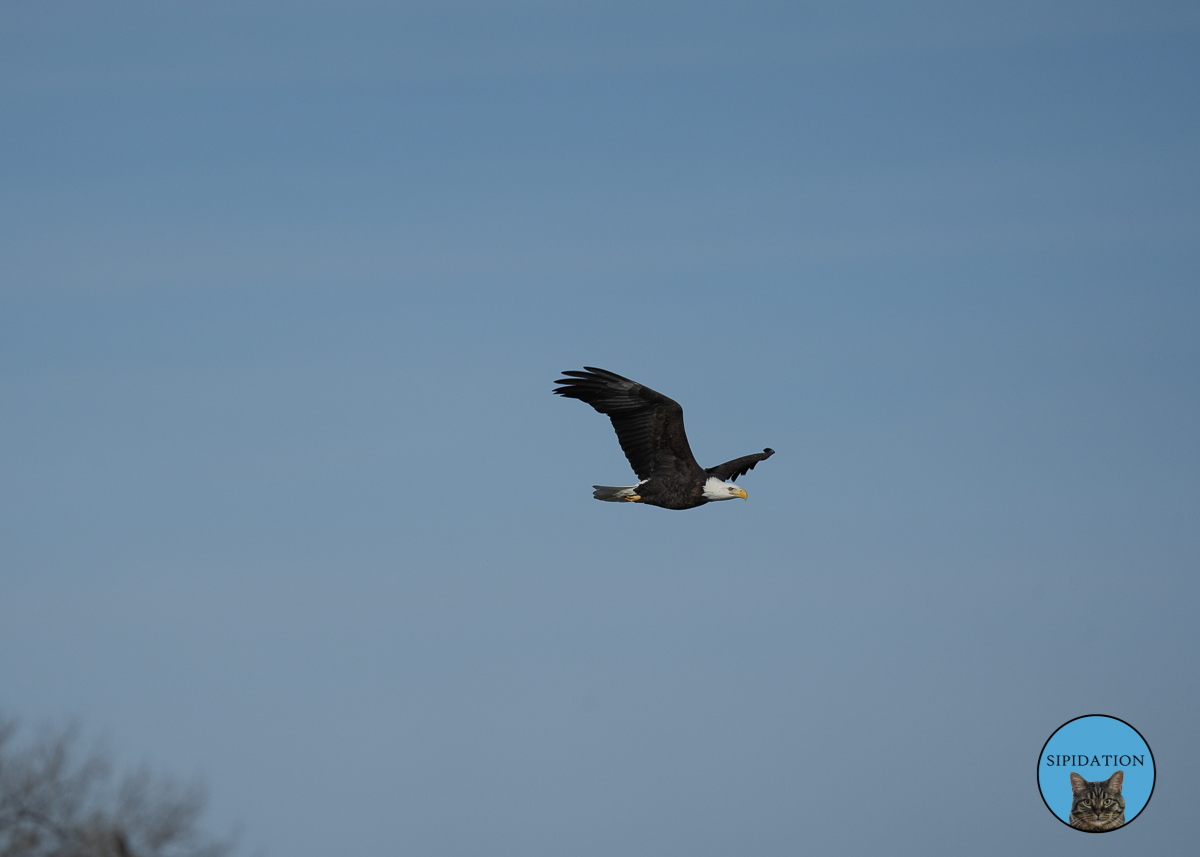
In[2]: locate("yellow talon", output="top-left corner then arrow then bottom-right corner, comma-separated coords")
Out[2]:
624,494 -> 642,502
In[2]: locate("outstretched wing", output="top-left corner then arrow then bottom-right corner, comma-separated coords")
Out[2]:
705,448 -> 775,482
553,367 -> 700,479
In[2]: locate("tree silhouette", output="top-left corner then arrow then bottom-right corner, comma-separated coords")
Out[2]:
0,715 -> 234,857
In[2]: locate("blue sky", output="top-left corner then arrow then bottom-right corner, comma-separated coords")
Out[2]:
2,2 -> 1198,855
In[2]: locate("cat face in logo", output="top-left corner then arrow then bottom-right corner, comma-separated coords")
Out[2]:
1068,770 -> 1125,831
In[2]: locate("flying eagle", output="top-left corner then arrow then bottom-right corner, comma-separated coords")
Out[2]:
554,367 -> 775,510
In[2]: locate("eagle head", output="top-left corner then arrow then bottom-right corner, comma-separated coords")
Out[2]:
702,476 -> 748,501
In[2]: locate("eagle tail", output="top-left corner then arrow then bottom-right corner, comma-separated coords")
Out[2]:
592,484 -> 641,502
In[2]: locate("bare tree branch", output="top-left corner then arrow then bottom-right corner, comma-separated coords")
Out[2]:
0,714 -> 235,857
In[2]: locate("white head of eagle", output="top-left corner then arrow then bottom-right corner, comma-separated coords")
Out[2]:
702,477 -> 748,501
555,367 -> 774,511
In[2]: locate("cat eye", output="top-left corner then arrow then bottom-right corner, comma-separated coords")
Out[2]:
1081,800 -> 1091,806
1103,799 -> 1113,806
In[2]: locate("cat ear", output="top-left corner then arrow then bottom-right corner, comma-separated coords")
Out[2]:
1070,772 -> 1086,794
1106,770 -> 1123,792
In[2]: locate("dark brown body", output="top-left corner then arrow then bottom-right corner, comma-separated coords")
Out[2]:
554,367 -> 774,510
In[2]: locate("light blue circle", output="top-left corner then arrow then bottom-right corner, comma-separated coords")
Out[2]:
1038,715 -> 1154,826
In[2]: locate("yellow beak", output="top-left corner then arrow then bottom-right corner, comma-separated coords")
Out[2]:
732,487 -> 748,500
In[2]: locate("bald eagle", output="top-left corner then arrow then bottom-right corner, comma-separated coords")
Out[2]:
554,367 -> 775,510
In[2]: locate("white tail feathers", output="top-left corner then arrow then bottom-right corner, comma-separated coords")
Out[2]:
592,485 -> 640,502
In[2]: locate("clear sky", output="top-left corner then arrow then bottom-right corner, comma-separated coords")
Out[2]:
2,2 -> 1198,855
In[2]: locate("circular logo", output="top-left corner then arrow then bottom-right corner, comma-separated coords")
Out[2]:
1037,714 -> 1155,832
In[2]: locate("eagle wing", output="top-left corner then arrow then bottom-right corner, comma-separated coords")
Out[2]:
553,367 -> 700,480
705,448 -> 775,482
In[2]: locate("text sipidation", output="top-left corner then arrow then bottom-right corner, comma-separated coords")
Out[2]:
1044,755 -> 1144,767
